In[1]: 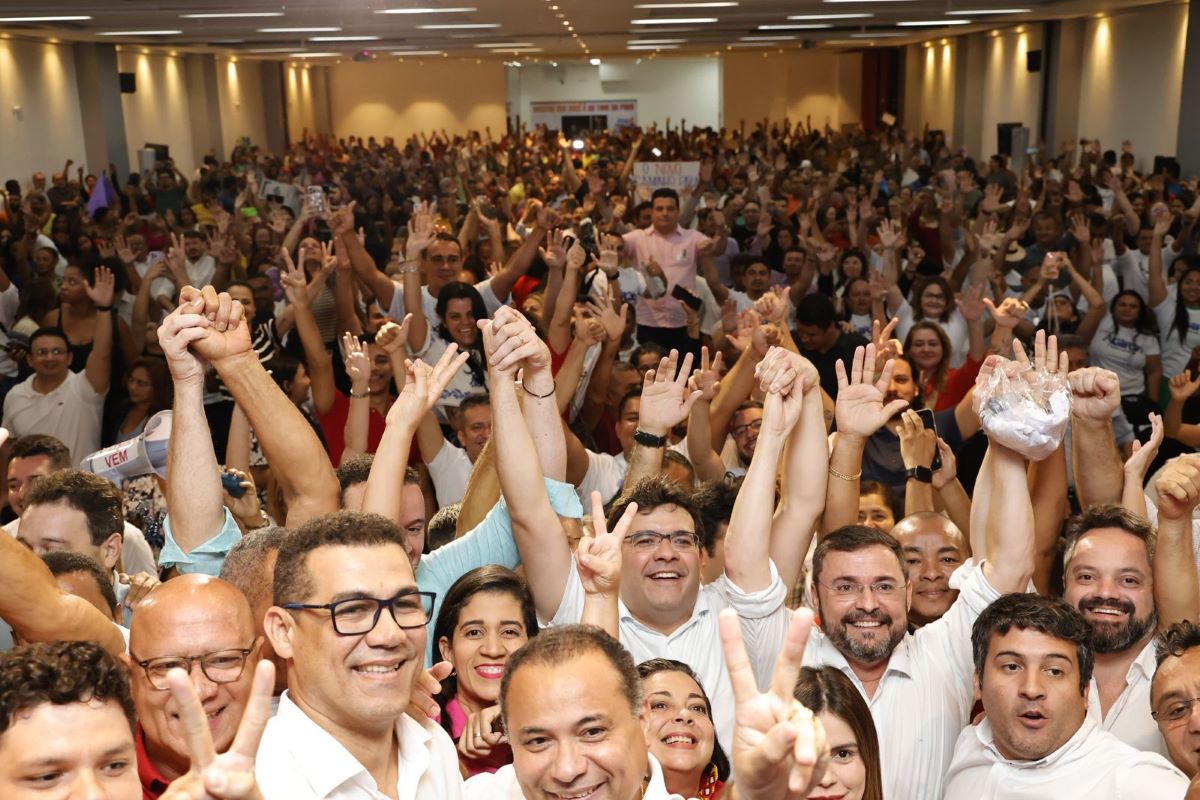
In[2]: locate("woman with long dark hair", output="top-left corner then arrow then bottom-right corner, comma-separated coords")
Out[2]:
413,280 -> 489,422
433,565 -> 539,777
1087,289 -> 1162,432
795,666 -> 885,800
638,659 -> 730,799
108,357 -> 171,444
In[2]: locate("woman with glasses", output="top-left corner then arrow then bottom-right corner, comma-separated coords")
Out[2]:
891,275 -> 972,368
432,565 -> 539,777
637,659 -> 730,799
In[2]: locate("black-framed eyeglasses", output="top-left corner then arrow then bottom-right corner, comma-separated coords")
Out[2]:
818,580 -> 905,599
624,531 -> 701,552
131,646 -> 256,691
1151,695 -> 1200,726
282,590 -> 436,636
732,419 -> 762,438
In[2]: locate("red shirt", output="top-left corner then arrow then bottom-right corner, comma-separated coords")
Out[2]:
135,726 -> 170,800
318,390 -> 388,465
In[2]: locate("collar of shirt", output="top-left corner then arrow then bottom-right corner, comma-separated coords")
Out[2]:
617,585 -> 712,640
811,628 -> 915,692
272,691 -> 433,798
135,725 -> 170,800
976,713 -> 1098,770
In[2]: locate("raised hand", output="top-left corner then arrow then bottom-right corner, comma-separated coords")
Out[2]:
1169,370 -> 1200,403
1067,366 -> 1121,421
572,308 -> 605,347
976,218 -> 999,254
180,286 -> 251,365
86,265 -> 116,307
876,218 -> 903,250
689,346 -> 724,401
956,282 -> 987,323
898,409 -> 937,469
457,704 -> 506,761
158,660 -> 274,800
114,234 -> 136,265
538,228 -> 568,272
639,350 -> 702,436
220,467 -> 262,529
157,293 -> 212,387
565,239 -> 587,272
755,347 -> 809,436
576,490 -> 636,597
328,200 -> 357,237
342,332 -> 369,392
1068,212 -> 1091,244
834,344 -> 908,439
279,248 -> 310,308
1124,412 -> 1163,481
481,305 -> 553,377
983,296 -> 1029,330
374,316 -> 411,357
930,437 -> 957,490
586,295 -> 628,343
1154,455 -> 1200,522
388,345 -> 470,427
719,608 -> 828,800
405,200 -> 437,261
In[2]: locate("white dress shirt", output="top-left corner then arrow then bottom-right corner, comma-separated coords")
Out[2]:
547,558 -> 791,757
577,450 -> 627,505
943,714 -> 1188,799
427,441 -> 472,506
255,692 -> 463,799
1086,640 -> 1169,758
798,561 -> 1003,800
464,752 -> 683,800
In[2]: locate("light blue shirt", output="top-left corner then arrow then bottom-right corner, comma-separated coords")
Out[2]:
421,478 -> 582,665
159,507 -> 242,576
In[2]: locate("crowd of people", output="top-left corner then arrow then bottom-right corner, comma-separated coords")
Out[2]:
0,117 -> 1198,799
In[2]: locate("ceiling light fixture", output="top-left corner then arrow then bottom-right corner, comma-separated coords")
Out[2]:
630,17 -> 718,24
758,23 -> 835,29
850,31 -> 906,36
289,52 -> 340,58
627,38 -> 687,43
787,13 -> 873,19
392,49 -> 445,55
99,30 -> 182,36
418,23 -> 500,29
589,57 -> 601,64
741,34 -> 798,40
896,19 -> 971,24
258,27 -> 341,33
376,6 -> 477,13
945,7 -> 1028,12
309,35 -> 381,41
627,43 -> 681,49
0,15 -> 92,22
633,2 -> 736,7
474,41 -> 534,47
180,12 -> 284,18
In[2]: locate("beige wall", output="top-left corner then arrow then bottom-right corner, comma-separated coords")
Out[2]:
0,38 -> 88,186
903,40 -> 958,136
1077,3 -> 1187,171
979,25 -> 1045,157
285,63 -> 332,142
118,51 -> 198,174
215,57 -> 270,156
327,59 -> 506,141
722,51 -> 862,130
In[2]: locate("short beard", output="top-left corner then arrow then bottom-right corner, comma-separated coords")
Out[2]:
824,610 -> 905,664
1080,598 -> 1157,654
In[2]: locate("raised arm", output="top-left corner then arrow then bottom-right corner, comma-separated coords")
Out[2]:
83,266 -> 116,395
487,211 -> 552,303
339,332 -> 371,465
1029,442 -> 1069,594
362,346 -> 468,525
686,347 -> 729,484
189,288 -> 341,526
1152,455 -> 1200,626
485,306 -> 571,621
1164,371 -> 1200,448
576,491 -> 635,639
722,348 -> 806,592
767,351 -> 828,590
1121,413 -> 1163,518
158,297 -> 227,557
279,246 -> 336,415
1069,367 -> 1125,507
621,350 -> 701,497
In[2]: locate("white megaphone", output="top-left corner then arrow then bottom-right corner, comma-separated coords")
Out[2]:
80,410 -> 172,485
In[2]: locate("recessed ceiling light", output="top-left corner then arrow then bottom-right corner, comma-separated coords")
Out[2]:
474,42 -> 534,48
375,6 -> 477,13
741,34 -> 798,40
0,15 -> 92,22
945,7 -> 1028,12
180,12 -> 285,18
248,47 -> 297,53
896,19 -> 971,24
288,52 -> 340,58
627,43 -> 681,49
787,13 -> 873,19
758,24 -> 835,29
627,38 -> 687,44
589,57 -> 602,64
309,35 -> 381,41
630,17 -> 718,24
633,2 -> 736,6
418,23 -> 500,29
99,30 -> 182,36
258,27 -> 342,33
850,32 -> 905,37
392,50 -> 445,55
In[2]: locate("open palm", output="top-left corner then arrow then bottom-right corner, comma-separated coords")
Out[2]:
835,344 -> 906,438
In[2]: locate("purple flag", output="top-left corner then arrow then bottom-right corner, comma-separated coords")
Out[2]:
86,172 -> 117,218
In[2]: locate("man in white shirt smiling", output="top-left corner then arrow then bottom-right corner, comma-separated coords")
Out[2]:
257,511 -> 463,799
944,593 -> 1187,798
1150,621 -> 1200,788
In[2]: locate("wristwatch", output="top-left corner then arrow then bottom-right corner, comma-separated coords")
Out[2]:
905,466 -> 933,484
633,429 -> 668,448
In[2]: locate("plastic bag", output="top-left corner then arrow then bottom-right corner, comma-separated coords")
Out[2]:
977,363 -> 1072,461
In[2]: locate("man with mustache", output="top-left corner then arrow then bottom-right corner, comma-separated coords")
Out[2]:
745,344 -> 1041,798
944,593 -> 1187,797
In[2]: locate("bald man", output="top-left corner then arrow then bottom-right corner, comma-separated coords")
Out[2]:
891,511 -> 969,629
121,575 -> 261,799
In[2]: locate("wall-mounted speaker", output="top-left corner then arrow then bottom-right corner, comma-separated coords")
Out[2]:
1026,50 -> 1042,72
119,72 -> 136,93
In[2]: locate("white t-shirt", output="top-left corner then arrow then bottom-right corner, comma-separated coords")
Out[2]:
413,329 -> 488,419
1088,316 -> 1160,396
3,370 -> 105,465
895,300 -> 970,368
1152,287 -> 1200,379
578,450 -> 628,505
427,441 -> 472,506
1112,242 -> 1179,305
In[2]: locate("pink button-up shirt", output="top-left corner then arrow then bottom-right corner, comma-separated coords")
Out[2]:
623,225 -> 709,329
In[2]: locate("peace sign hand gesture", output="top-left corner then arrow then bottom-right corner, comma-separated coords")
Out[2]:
159,660 -> 275,800
576,490 -> 637,598
720,608 -> 828,800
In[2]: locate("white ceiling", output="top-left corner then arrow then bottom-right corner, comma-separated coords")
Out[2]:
0,0 -> 1175,57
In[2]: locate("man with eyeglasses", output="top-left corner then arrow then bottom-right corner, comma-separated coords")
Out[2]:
2,267 -> 116,465
257,510 -> 463,797
944,593 -> 1187,798
123,574 -> 262,798
1150,622 -> 1200,790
